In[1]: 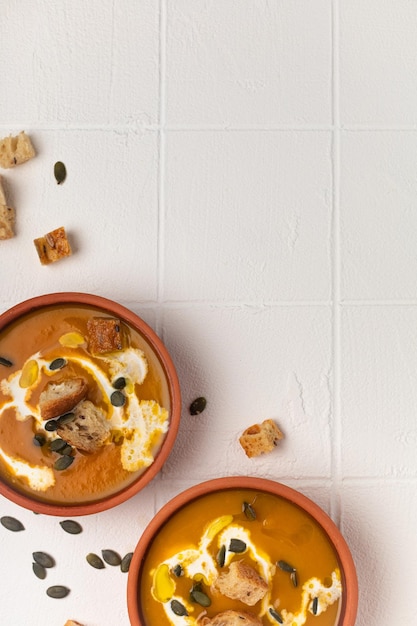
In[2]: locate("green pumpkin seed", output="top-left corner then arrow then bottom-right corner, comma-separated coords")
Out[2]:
312,597 -> 319,615
189,396 -> 207,415
33,551 -> 55,568
277,559 -> 296,573
112,377 -> 126,390
0,356 -> 13,367
49,438 -> 68,452
32,562 -> 47,580
45,420 -> 58,432
171,599 -> 188,616
110,390 -> 126,407
54,455 -> 74,471
269,608 -> 284,624
86,553 -> 105,569
190,589 -> 211,607
59,445 -> 73,456
290,570 -> 298,587
172,563 -> 183,577
102,549 -> 121,566
120,552 -> 133,573
57,412 -> 75,426
242,501 -> 256,521
33,434 -> 46,447
49,357 -> 67,371
54,161 -> 67,185
59,520 -> 82,535
46,585 -> 70,599
0,516 -> 24,532
216,544 -> 226,567
229,538 -> 246,553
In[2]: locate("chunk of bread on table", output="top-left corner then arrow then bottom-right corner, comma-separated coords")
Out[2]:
39,377 -> 88,420
0,175 -> 15,240
57,400 -> 110,453
0,131 -> 35,168
212,561 -> 268,607
202,610 -> 262,626
239,418 -> 284,458
33,226 -> 72,265
64,621 -> 84,626
87,317 -> 123,354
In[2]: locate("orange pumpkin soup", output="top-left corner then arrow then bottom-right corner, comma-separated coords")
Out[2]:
0,304 -> 170,504
140,489 -> 342,626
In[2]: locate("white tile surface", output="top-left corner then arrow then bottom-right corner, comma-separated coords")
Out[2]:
1,1 -> 417,625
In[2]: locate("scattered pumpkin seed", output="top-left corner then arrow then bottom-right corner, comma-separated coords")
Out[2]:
49,357 -> 67,371
57,412 -> 75,426
0,356 -> 13,367
33,551 -> 55,568
0,515 -> 24,532
269,608 -> 284,624
49,438 -> 68,452
32,562 -> 47,580
86,553 -> 105,569
59,519 -> 82,535
46,585 -> 70,599
190,588 -> 211,607
112,376 -> 126,390
54,161 -> 67,185
45,420 -> 58,432
102,549 -> 122,566
54,455 -> 74,471
33,434 -> 46,447
120,552 -> 133,573
216,544 -> 226,567
59,445 -> 73,456
312,597 -> 319,615
172,563 -> 183,577
189,396 -> 207,415
290,570 -> 298,587
277,559 -> 296,573
229,538 -> 247,553
171,599 -> 188,617
110,390 -> 126,407
242,501 -> 256,521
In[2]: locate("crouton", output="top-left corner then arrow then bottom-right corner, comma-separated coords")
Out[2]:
64,621 -> 84,626
39,377 -> 88,420
0,131 -> 35,168
87,317 -> 123,354
211,561 -> 268,607
0,175 -> 15,240
33,226 -> 72,265
239,419 -> 284,458
57,400 -> 110,453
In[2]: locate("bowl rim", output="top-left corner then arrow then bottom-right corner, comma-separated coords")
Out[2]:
0,291 -> 181,516
127,476 -> 358,626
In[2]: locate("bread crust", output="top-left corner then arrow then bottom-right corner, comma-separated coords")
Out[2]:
212,561 -> 268,607
39,377 -> 88,420
33,226 -> 72,265
57,400 -> 110,453
239,418 -> 284,458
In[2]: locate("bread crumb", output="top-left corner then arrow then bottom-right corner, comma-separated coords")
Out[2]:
33,226 -> 72,265
239,418 -> 284,458
0,131 -> 35,168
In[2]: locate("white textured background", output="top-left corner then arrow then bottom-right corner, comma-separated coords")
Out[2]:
1,1 -> 416,624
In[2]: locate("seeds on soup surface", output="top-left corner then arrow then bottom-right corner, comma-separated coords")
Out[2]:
229,538 -> 247,553
277,559 -> 296,573
0,515 -> 24,532
189,396 -> 207,415
172,563 -> 183,577
312,596 -> 319,615
57,412 -> 75,426
290,570 -> 298,587
45,420 -> 58,432
33,434 -> 46,447
112,376 -> 126,390
190,588 -> 211,607
54,455 -> 74,471
170,599 -> 188,617
120,552 -> 133,573
216,544 -> 226,567
46,585 -> 70,599
49,438 -> 68,452
242,501 -> 256,521
32,562 -> 47,580
86,553 -> 105,569
59,520 -> 82,535
0,356 -> 13,367
269,608 -> 284,624
110,390 -> 125,407
49,357 -> 67,371
102,549 -> 122,566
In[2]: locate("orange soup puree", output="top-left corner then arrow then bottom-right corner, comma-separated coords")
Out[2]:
0,304 -> 170,504
140,489 -> 342,626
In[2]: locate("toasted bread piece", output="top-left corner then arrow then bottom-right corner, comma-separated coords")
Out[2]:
201,610 -> 262,626
64,621 -> 84,626
39,377 -> 88,420
239,418 -> 284,458
212,561 -> 268,607
57,400 -> 110,453
0,175 -> 7,204
0,175 -> 15,240
0,131 -> 35,168
34,226 -> 72,265
87,317 -> 123,354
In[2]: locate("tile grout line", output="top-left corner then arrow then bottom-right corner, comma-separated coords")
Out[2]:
330,0 -> 343,527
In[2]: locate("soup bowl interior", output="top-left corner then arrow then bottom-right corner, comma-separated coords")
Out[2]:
127,477 -> 358,626
0,292 -> 181,516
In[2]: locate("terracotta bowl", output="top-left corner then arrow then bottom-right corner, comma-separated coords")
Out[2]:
0,292 -> 181,516
127,476 -> 358,626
